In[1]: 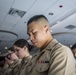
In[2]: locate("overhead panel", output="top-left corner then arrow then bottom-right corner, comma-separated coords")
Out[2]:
23,0 -> 58,20
12,0 -> 37,11
44,0 -> 76,26
12,0 -> 57,37
51,13 -> 76,33
0,0 -> 14,25
2,8 -> 26,26
11,0 -> 37,33
12,0 -> 59,36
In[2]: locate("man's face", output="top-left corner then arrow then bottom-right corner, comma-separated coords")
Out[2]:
73,48 -> 76,59
27,22 -> 47,48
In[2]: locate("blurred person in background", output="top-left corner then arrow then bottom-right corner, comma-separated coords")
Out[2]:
0,56 -> 8,75
71,43 -> 76,73
5,47 -> 21,75
13,39 -> 32,75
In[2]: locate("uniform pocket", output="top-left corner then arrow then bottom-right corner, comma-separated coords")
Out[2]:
35,60 -> 50,72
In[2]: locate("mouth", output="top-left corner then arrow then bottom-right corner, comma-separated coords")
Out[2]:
17,54 -> 19,57
32,41 -> 37,45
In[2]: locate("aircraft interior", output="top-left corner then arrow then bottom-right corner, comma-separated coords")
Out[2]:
0,0 -> 76,54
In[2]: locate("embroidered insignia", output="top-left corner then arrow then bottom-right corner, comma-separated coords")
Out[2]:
38,60 -> 49,63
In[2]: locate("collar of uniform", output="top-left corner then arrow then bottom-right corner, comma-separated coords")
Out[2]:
46,39 -> 59,50
40,39 -> 58,52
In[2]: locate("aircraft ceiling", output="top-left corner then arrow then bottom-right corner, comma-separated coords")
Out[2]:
0,0 -> 76,53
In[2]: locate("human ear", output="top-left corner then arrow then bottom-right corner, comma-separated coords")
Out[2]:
44,25 -> 49,33
24,46 -> 27,50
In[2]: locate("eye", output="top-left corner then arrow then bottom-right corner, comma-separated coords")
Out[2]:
17,49 -> 19,52
32,31 -> 37,35
15,49 -> 19,52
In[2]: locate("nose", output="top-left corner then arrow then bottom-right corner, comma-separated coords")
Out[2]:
15,51 -> 17,55
29,34 -> 34,41
74,53 -> 76,57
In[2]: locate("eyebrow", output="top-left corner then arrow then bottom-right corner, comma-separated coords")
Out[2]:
27,29 -> 34,34
14,48 -> 19,51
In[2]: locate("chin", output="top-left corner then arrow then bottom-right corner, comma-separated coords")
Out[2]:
37,46 -> 41,48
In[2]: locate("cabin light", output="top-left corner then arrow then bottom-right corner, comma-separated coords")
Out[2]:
5,47 -> 7,49
70,45 -> 72,48
59,5 -> 63,8
48,12 -> 54,15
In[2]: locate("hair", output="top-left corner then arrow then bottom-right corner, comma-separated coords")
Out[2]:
6,47 -> 15,60
71,43 -> 76,50
0,56 -> 6,67
27,14 -> 48,25
14,39 -> 33,51
0,56 -> 5,61
8,47 -> 15,52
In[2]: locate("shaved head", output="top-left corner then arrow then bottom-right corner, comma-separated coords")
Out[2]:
27,15 -> 53,49
27,15 -> 50,27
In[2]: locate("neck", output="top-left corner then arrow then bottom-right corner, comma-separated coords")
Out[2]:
24,53 -> 30,58
41,35 -> 53,50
